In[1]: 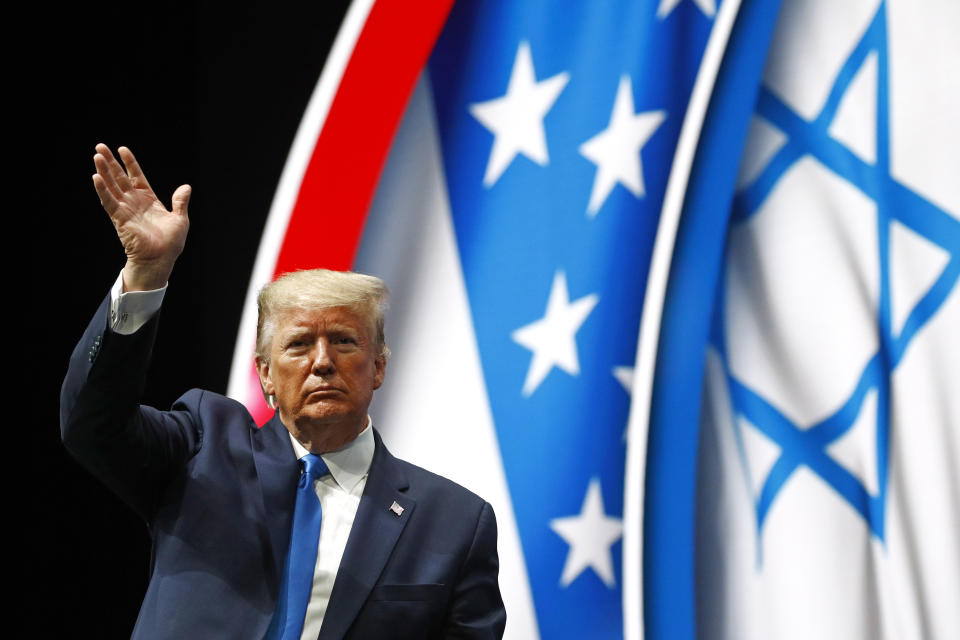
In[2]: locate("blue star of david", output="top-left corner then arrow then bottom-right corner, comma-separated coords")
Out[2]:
711,2 -> 960,544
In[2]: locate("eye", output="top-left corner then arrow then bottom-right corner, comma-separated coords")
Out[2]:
285,336 -> 311,349
329,331 -> 360,347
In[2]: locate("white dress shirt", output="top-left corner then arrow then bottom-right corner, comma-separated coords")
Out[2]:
108,274 -> 374,638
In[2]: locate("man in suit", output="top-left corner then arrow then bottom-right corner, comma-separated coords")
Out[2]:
60,144 -> 506,639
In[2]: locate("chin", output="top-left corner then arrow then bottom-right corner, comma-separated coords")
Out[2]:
296,408 -> 361,429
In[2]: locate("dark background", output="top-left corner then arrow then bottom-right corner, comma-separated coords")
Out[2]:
33,4 -> 350,634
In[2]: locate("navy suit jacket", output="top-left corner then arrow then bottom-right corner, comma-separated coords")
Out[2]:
60,296 -> 506,639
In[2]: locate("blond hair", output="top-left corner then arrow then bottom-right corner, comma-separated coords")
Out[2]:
255,269 -> 389,363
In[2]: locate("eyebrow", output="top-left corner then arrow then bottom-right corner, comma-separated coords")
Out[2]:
281,324 -> 362,339
279,328 -> 313,343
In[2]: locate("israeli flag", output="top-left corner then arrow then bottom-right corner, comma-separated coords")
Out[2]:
696,0 -> 960,639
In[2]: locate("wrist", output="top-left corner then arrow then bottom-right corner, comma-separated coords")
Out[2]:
122,259 -> 174,292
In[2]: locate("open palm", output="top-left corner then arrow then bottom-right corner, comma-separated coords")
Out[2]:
93,144 -> 191,290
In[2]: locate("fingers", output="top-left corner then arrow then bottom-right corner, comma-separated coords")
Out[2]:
171,184 -> 192,217
92,173 -> 119,215
92,144 -> 188,224
117,146 -> 156,194
92,153 -> 120,202
94,143 -> 134,194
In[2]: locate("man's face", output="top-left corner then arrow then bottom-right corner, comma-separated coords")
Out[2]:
256,305 -> 386,451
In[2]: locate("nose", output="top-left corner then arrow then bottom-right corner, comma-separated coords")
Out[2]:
311,339 -> 335,376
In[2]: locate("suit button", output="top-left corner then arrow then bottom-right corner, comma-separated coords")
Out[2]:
89,335 -> 102,362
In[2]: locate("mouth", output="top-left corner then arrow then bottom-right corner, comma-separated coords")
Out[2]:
307,387 -> 344,398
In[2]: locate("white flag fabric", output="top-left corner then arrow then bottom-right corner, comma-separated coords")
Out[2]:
697,0 -> 960,638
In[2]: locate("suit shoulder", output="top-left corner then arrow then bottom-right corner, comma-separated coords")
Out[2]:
373,431 -> 491,510
394,457 -> 489,509
173,388 -> 248,411
171,389 -> 260,433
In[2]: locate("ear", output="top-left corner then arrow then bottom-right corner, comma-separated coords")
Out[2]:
256,357 -> 275,396
373,355 -> 386,390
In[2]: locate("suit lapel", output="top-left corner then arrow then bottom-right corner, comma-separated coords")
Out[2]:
250,413 -> 299,593
319,430 -> 415,640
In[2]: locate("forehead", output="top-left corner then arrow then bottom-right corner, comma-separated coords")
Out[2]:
273,306 -> 371,336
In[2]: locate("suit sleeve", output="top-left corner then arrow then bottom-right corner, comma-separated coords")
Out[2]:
443,501 -> 507,639
60,294 -> 202,520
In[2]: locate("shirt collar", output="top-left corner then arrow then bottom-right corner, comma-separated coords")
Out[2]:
288,417 -> 374,494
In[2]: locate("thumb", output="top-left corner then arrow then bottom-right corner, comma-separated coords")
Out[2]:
171,184 -> 192,217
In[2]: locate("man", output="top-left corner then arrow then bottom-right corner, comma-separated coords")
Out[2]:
60,144 -> 506,639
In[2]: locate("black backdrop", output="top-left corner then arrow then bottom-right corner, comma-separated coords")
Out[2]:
34,4 -> 352,635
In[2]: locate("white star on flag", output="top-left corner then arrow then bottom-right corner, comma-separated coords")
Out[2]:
656,0 -> 716,19
469,41 -> 570,187
512,270 -> 599,396
579,75 -> 666,216
550,478 -> 624,588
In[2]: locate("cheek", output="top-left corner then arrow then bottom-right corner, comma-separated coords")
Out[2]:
274,361 -> 308,393
347,363 -> 377,390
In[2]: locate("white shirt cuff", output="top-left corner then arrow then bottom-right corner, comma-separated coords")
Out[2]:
109,272 -> 167,335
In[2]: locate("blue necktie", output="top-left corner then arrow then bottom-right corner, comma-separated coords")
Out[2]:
265,454 -> 329,640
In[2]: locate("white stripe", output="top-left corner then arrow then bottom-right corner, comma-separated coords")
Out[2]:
355,75 -> 541,640
227,0 -> 377,402
621,1 -> 744,638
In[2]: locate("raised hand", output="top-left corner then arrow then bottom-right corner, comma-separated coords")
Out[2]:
92,144 -> 191,291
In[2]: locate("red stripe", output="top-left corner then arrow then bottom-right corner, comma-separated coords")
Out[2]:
272,0 -> 455,277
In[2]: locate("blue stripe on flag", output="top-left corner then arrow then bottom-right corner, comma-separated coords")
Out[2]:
643,1 -> 781,638
425,0 -> 720,636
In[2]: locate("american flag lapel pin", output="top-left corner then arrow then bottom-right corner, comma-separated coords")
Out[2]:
389,501 -> 404,517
